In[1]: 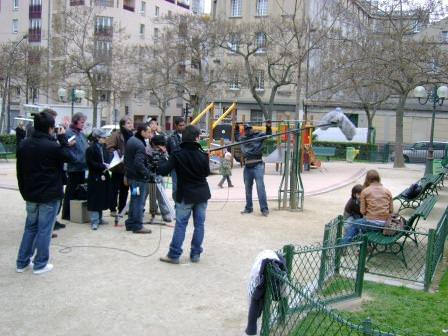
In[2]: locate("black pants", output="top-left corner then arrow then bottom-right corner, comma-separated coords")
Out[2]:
218,175 -> 233,187
62,171 -> 86,220
110,172 -> 129,213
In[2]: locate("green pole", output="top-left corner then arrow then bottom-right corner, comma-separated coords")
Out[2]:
424,229 -> 435,291
355,238 -> 367,297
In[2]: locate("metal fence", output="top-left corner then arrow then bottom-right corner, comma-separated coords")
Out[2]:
424,206 -> 448,289
261,265 -> 427,336
323,214 -> 448,290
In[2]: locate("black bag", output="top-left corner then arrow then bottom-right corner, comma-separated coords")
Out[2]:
72,184 -> 88,200
383,214 -> 406,236
402,182 -> 422,199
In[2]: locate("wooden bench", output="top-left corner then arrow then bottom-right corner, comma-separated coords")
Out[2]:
364,195 -> 437,268
393,177 -> 434,212
313,146 -> 336,161
0,142 -> 13,161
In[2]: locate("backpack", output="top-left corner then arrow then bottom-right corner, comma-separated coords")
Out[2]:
402,182 -> 422,199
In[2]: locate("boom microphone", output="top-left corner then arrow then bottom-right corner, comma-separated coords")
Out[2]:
316,107 -> 356,141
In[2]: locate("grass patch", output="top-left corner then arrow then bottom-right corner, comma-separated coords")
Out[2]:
345,271 -> 448,335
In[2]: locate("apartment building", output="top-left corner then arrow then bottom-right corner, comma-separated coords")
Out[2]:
0,0 -> 191,129
191,0 -> 204,14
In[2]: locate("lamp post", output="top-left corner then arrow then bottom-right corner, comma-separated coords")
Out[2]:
413,84 -> 448,175
2,34 -> 28,133
183,103 -> 190,121
57,87 -> 85,118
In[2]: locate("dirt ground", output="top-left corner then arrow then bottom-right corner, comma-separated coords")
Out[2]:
0,161 -> 444,336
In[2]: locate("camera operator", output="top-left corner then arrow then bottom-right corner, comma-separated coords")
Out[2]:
147,134 -> 173,222
123,123 -> 152,234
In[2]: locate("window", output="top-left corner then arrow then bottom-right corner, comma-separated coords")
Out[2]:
154,27 -> 159,40
228,72 -> 240,90
230,0 -> 242,17
12,19 -> 19,33
229,33 -> 240,53
30,18 -> 41,29
442,31 -> 448,43
95,16 -> 113,35
255,32 -> 266,53
155,6 -> 159,16
168,10 -> 172,17
94,40 -> 112,58
13,0 -> 19,10
95,0 -> 113,6
255,70 -> 264,90
140,1 -> 145,15
139,24 -> 145,38
256,0 -> 267,16
250,110 -> 263,125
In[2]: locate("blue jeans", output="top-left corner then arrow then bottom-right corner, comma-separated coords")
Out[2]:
125,180 -> 149,232
171,169 -> 177,200
243,163 -> 268,212
17,200 -> 60,270
168,201 -> 207,260
89,211 -> 103,225
342,218 -> 385,244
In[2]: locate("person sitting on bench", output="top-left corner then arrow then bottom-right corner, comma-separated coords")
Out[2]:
342,170 -> 393,244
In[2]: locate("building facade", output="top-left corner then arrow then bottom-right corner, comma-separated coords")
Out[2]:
0,0 -> 192,130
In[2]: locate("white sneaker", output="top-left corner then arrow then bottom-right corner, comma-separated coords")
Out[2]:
33,263 -> 53,275
16,261 -> 34,273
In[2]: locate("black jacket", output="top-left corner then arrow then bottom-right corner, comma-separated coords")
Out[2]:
158,141 -> 211,204
240,132 -> 266,160
86,142 -> 111,211
166,132 -> 182,154
124,135 -> 150,182
17,131 -> 74,203
343,196 -> 362,219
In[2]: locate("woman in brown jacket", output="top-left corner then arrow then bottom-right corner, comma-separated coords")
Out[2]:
342,169 -> 393,243
106,117 -> 133,215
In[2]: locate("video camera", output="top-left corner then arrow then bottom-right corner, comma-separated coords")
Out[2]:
146,135 -> 168,183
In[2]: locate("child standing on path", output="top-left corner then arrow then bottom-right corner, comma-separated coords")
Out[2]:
218,151 -> 234,188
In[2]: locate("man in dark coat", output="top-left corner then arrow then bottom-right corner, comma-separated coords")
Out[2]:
16,110 -> 74,274
240,124 -> 269,217
166,117 -> 185,200
158,125 -> 211,264
124,123 -> 152,234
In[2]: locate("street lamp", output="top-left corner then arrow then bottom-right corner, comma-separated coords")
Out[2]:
57,87 -> 85,118
413,84 -> 448,175
183,103 -> 190,121
1,34 -> 28,133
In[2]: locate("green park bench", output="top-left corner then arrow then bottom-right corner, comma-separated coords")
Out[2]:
0,142 -> 13,161
364,195 -> 437,268
393,177 -> 435,212
313,146 -> 336,161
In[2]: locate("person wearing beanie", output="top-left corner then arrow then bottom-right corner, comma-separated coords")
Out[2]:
86,128 -> 112,230
218,151 -> 234,188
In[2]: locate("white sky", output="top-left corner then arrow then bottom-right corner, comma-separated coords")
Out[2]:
204,0 -> 211,14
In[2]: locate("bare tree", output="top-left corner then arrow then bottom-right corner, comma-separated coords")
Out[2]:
53,6 -> 129,126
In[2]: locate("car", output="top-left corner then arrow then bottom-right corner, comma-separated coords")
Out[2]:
100,124 -> 119,137
392,141 -> 448,163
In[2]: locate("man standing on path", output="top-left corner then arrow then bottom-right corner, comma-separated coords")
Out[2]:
124,123 -> 152,234
16,110 -> 75,274
240,124 -> 269,217
158,125 -> 211,264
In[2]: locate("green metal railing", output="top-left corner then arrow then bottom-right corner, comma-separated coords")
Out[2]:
424,206 -> 448,290
323,214 -> 448,290
261,266 -> 426,336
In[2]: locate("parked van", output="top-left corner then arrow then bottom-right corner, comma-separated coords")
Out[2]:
400,141 -> 448,163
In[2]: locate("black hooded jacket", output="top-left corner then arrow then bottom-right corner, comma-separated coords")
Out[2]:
16,131 -> 75,203
157,141 -> 211,204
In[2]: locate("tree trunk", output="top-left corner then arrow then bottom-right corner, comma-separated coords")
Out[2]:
93,100 -> 98,128
0,85 -> 7,133
295,67 -> 303,121
393,95 -> 407,168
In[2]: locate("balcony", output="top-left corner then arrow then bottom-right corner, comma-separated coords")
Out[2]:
70,0 -> 85,5
123,0 -> 135,11
165,0 -> 175,3
29,4 -> 42,19
94,0 -> 114,7
177,1 -> 189,9
94,27 -> 113,38
28,28 -> 41,43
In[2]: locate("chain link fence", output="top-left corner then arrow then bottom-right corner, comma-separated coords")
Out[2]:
261,265 -> 429,336
323,213 -> 448,290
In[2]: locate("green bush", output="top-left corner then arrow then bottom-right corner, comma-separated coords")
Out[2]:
0,134 -> 16,146
314,141 -> 391,162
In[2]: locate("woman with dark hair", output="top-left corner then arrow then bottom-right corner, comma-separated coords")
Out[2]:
86,129 -> 112,230
106,116 -> 133,216
342,169 -> 393,243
